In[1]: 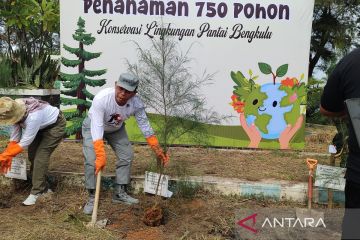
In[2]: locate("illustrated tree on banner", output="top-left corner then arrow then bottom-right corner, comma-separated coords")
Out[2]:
60,17 -> 106,139
230,63 -> 306,149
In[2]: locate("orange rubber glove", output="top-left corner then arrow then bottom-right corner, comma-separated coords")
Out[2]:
93,139 -> 106,175
0,155 -> 9,174
0,162 -> 7,174
0,141 -> 23,174
146,135 -> 170,166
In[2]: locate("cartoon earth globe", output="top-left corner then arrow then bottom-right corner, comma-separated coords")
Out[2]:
244,83 -> 300,139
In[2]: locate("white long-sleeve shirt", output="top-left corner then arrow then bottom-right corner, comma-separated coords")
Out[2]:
88,88 -> 154,141
10,105 -> 59,148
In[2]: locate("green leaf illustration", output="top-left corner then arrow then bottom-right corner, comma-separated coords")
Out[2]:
230,71 -> 241,86
233,89 -> 249,100
249,79 -> 255,88
231,71 -> 247,87
276,64 -> 288,77
258,62 -> 272,75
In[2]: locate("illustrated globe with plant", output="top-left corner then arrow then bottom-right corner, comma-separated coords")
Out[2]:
230,63 -> 306,140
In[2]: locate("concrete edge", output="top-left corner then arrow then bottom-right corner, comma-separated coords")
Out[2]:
0,171 -> 345,205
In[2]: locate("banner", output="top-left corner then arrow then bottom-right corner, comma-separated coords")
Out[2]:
60,0 -> 314,149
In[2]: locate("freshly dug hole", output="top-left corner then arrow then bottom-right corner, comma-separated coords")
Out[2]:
142,204 -> 163,227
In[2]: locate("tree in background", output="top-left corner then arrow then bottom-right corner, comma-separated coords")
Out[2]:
307,0 -> 360,124
60,17 -> 106,139
0,0 -> 60,88
305,77 -> 328,124
0,0 -> 59,57
309,0 -> 360,77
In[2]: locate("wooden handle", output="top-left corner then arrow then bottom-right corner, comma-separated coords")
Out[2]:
90,170 -> 102,225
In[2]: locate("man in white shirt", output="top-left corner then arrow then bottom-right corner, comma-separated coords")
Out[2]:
82,73 -> 169,214
0,97 -> 66,205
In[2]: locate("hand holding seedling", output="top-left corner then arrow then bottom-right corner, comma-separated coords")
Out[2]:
146,135 -> 170,166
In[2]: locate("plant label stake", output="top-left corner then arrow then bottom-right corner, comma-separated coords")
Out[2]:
296,158 -> 323,222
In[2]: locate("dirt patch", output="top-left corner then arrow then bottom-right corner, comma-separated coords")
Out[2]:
182,198 -> 206,211
0,182 -> 13,208
47,143 -> 332,182
0,124 -> 337,183
305,123 -> 337,153
0,124 -> 342,239
126,228 -> 164,240
1,186 -> 336,240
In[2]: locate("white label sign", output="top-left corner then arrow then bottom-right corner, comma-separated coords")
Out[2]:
144,171 -> 173,198
328,144 -> 337,154
314,164 -> 345,191
5,157 -> 27,180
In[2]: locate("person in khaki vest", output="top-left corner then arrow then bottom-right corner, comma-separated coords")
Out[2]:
0,97 -> 66,206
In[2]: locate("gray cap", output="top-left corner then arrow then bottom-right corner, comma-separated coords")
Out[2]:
117,73 -> 139,92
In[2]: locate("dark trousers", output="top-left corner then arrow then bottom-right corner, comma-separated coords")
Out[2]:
82,117 -> 134,190
342,180 -> 360,239
28,112 -> 66,194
